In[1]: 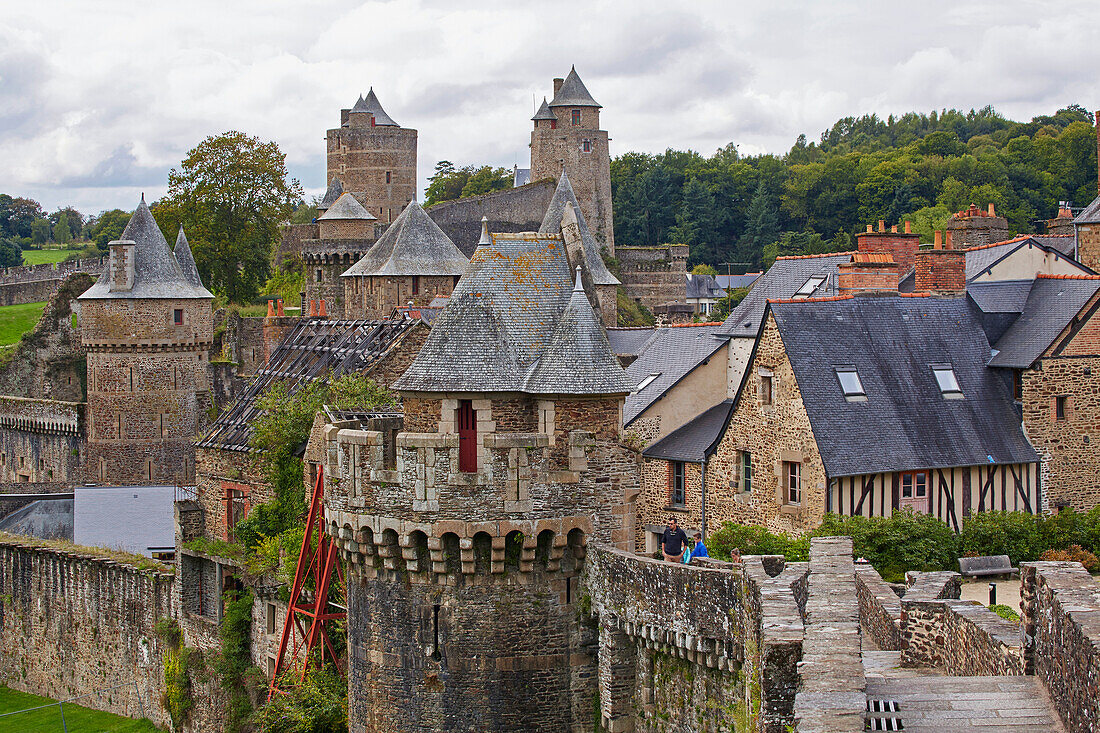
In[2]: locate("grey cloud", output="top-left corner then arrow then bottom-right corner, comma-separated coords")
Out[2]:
58,145 -> 168,188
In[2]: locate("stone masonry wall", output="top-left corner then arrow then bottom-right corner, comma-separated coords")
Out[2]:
0,257 -> 104,306
855,567 -> 903,650
194,447 -> 269,541
0,396 -> 83,491
426,181 -> 556,257
0,537 -> 173,729
1020,560 -> 1100,733
617,245 -> 688,311
901,598 -> 1024,675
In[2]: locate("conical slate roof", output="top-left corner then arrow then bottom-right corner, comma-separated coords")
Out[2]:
319,192 -> 377,221
318,177 -> 343,211
525,268 -> 634,394
532,97 -> 556,121
350,88 -> 398,126
343,200 -> 468,277
549,66 -> 601,108
174,227 -> 204,289
539,170 -> 619,285
79,198 -> 212,300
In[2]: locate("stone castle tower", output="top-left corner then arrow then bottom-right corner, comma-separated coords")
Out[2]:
327,89 -> 417,225
530,67 -> 615,252
323,232 -> 637,731
1073,110 -> 1100,271
78,199 -> 213,485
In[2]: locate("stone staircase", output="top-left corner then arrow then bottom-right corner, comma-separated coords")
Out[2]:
863,651 -> 1064,732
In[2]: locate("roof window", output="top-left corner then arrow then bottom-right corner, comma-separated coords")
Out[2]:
835,367 -> 866,401
931,364 -> 963,398
794,275 -> 826,298
634,373 -> 661,393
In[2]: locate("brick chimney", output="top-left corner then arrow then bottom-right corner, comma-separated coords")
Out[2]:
838,252 -> 899,295
553,77 -> 564,97
915,230 -> 966,296
856,220 -> 920,274
108,239 -> 136,292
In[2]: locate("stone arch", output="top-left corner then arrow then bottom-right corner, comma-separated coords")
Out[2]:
504,530 -> 523,572
535,529 -> 555,567
441,532 -> 461,575
473,532 -> 493,574
563,527 -> 587,572
408,530 -> 430,573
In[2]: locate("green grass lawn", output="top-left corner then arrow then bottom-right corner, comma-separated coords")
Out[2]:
0,301 -> 45,346
20,248 -> 86,266
0,686 -> 161,732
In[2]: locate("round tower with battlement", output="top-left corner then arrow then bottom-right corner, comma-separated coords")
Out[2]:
945,203 -> 1010,249
77,200 -> 213,485
323,234 -> 636,731
327,89 -> 417,225
530,67 -> 615,252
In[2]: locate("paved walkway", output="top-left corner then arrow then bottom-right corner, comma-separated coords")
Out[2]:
863,651 -> 1064,732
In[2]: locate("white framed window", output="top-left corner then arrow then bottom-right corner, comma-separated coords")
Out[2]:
633,373 -> 660,393
931,364 -> 962,398
901,472 -> 927,499
784,461 -> 801,504
794,275 -> 826,298
835,366 -> 866,400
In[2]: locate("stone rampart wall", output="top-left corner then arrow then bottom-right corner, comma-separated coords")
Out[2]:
426,181 -> 556,257
0,396 -> 84,491
0,537 -> 172,728
1021,560 -> 1100,733
901,598 -> 1024,675
0,257 -> 103,306
855,567 -> 903,650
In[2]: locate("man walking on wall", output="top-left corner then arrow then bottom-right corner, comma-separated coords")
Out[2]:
661,517 -> 689,562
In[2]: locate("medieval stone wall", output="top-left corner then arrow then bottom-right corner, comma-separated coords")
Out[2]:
344,275 -> 456,320
0,537 -> 173,729
194,447 -> 268,542
1022,355 -> 1100,510
617,246 -> 688,311
855,567 -> 904,650
426,182 -> 556,257
0,396 -> 83,491
901,597 -> 1025,675
326,125 -> 417,224
0,257 -> 104,306
275,222 -> 317,268
1078,222 -> 1100,272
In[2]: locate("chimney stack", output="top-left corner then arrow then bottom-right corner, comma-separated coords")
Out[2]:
987,202 -> 996,217
934,230 -> 943,249
553,77 -> 564,97
838,252 -> 899,296
915,233 -> 966,296
945,230 -> 954,249
878,220 -> 885,232
318,299 -> 328,318
266,300 -> 275,318
276,299 -> 284,317
107,239 -> 136,292
309,300 -> 317,317
856,220 -> 921,273
904,220 -> 912,234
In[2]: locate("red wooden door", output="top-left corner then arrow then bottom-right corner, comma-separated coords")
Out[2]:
458,400 -> 477,472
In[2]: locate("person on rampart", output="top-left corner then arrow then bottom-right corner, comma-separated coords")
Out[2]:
689,532 -> 709,562
661,517 -> 689,562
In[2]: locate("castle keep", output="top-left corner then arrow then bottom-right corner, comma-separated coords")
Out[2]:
77,200 -> 213,485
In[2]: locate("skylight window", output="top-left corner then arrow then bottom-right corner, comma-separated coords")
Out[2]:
835,367 -> 866,401
794,275 -> 827,298
931,365 -> 963,398
634,373 -> 661,393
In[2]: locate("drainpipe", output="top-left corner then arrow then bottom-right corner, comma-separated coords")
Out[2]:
700,455 -> 708,541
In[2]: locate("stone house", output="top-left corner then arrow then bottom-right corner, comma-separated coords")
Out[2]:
300,192 -> 381,318
340,199 -> 468,320
77,199 -> 213,486
685,272 -> 726,316
321,231 -> 637,730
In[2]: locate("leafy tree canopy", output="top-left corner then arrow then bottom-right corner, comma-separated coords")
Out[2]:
0,195 -> 44,239
611,105 -> 1097,271
89,209 -> 132,248
424,161 -> 511,206
0,238 -> 21,268
155,131 -> 302,304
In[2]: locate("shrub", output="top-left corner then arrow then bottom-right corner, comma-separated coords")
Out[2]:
958,511 -> 1044,565
707,522 -> 808,562
253,665 -> 348,733
989,604 -> 1020,622
1040,544 -> 1100,572
813,510 -> 958,582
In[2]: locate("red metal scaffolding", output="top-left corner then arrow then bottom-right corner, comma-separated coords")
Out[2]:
268,465 -> 345,699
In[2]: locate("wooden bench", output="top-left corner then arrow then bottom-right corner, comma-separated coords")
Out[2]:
959,555 -> 1017,578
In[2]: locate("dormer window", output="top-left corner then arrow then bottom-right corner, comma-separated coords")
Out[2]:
634,373 -> 660,393
794,275 -> 826,298
931,364 -> 963,398
835,367 -> 865,401
571,109 -> 581,126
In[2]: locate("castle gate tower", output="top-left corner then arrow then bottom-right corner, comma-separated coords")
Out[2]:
327,89 -> 418,225
323,232 -> 636,731
77,199 -> 213,485
530,66 -> 615,252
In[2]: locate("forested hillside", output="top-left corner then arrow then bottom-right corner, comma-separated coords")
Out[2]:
611,105 -> 1098,270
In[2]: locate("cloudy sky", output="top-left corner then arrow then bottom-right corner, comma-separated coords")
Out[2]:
3,0 -> 1098,216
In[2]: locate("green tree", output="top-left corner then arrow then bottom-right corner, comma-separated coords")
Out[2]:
691,263 -> 718,276
53,211 -> 72,244
0,195 -> 44,239
0,238 -> 21,267
460,166 -> 511,198
90,209 -> 131,248
669,177 -> 716,255
737,181 -> 780,268
49,207 -> 83,241
157,131 -> 302,304
30,217 -> 49,245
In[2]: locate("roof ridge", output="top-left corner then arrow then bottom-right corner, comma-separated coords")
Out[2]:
768,294 -> 853,304
1036,273 -> 1100,280
899,291 -> 933,297
666,321 -> 723,328
973,236 -> 1030,250
775,250 -> 856,260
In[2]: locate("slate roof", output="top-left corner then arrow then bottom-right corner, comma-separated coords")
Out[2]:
965,236 -> 1089,281
318,177 -> 344,211
606,327 -> 657,356
350,88 -> 398,126
686,273 -> 726,300
198,318 -> 412,451
525,268 -> 635,394
538,169 -> 620,285
989,276 -> 1100,368
966,280 -> 1033,314
1074,194 -> 1100,224
343,200 -> 467,277
623,324 -> 728,425
1034,235 -> 1076,257
549,66 -> 601,108
174,227 -> 204,289
532,97 -> 555,121
78,198 -> 213,300
643,399 -> 735,462
718,253 -> 851,336
768,296 -> 1038,478
319,192 -> 377,221
394,233 -> 632,394
716,274 -> 761,290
